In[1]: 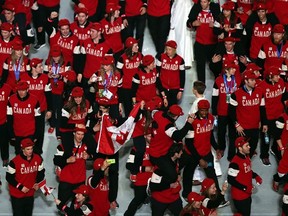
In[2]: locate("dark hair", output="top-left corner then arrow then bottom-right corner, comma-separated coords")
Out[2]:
64,95 -> 87,115
124,46 -> 134,59
219,10 -> 238,28
193,81 -> 206,94
168,143 -> 183,158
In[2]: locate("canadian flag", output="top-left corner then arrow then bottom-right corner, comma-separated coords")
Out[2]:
38,179 -> 54,196
96,103 -> 141,155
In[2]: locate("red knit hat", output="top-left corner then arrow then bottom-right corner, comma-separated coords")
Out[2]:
90,22 -> 102,31
102,56 -> 114,65
30,58 -> 43,68
255,3 -> 267,10
12,40 -> 23,50
71,86 -> 84,97
201,178 -> 215,192
187,192 -> 205,203
265,66 -> 280,77
235,136 -> 250,147
16,81 -> 29,90
165,40 -> 177,49
76,7 -> 89,15
198,100 -> 210,109
169,104 -> 184,116
62,70 -> 77,82
222,1 -> 235,10
50,44 -> 62,57
74,126 -> 87,133
125,37 -> 139,48
273,24 -> 285,33
3,3 -> 15,12
73,184 -> 89,195
142,55 -> 154,66
106,3 -> 121,14
58,19 -> 70,27
1,22 -> 13,31
93,158 -> 105,170
242,69 -> 257,80
21,138 -> 34,148
246,63 -> 261,71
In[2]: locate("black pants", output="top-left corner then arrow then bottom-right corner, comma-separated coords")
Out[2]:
260,119 -> 280,160
233,196 -> 252,216
50,94 -> 63,138
130,136 -> 146,175
238,128 -> 259,158
180,148 -> 220,199
163,89 -> 180,107
194,42 -> 217,82
217,115 -> 236,161
33,4 -> 60,45
121,88 -> 134,117
147,14 -> 170,55
34,112 -> 45,155
95,152 -> 119,202
150,155 -> 178,184
125,14 -> 147,52
58,181 -> 84,204
11,196 -> 34,216
0,123 -> 9,161
124,185 -> 147,216
151,197 -> 182,216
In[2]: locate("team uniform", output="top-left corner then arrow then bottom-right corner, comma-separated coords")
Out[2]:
70,21 -> 92,44
0,83 -> 12,165
149,158 -> 182,216
20,72 -> 51,154
131,67 -> 158,103
44,59 -> 71,139
212,74 -> 240,161
124,144 -> 153,216
156,52 -> 185,106
245,10 -> 279,60
229,85 -> 267,157
100,17 -> 124,59
6,148 -> 45,216
258,77 -> 285,162
147,0 -> 171,55
7,92 -> 41,154
3,57 -> 31,92
53,142 -> 88,204
257,39 -> 288,75
228,151 -> 261,215
181,112 -> 220,199
187,2 -> 220,82
0,36 -> 14,78
149,110 -> 192,184
117,51 -> 142,116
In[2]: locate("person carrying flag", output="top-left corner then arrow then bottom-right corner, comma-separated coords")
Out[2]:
6,138 -> 45,216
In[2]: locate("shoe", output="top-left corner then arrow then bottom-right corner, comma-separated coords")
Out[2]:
192,180 -> 202,186
218,200 -> 230,208
130,174 -> 137,182
261,158 -> 271,166
143,196 -> 150,205
3,160 -> 9,167
34,43 -> 45,50
48,127 -> 54,134
272,181 -> 279,192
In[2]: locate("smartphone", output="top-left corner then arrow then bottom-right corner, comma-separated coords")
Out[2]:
107,159 -> 115,164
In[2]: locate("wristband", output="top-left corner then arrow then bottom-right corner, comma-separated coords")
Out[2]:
235,123 -> 240,128
279,146 -> 285,151
163,96 -> 167,99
